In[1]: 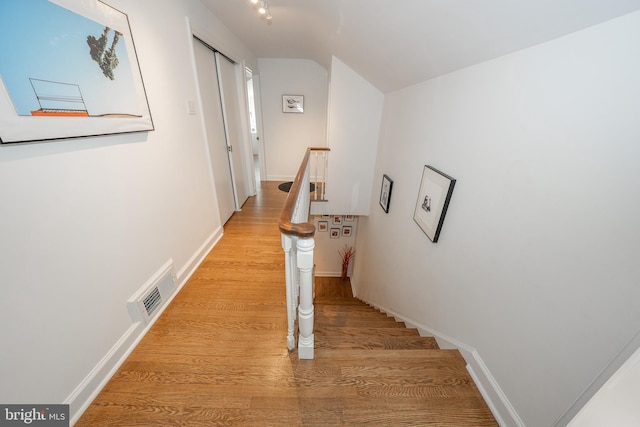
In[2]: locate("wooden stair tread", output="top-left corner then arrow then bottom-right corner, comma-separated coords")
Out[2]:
316,318 -> 408,328
315,325 -> 420,336
316,335 -> 440,350
313,348 -> 462,360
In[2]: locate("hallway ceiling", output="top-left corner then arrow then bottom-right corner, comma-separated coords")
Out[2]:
200,0 -> 640,92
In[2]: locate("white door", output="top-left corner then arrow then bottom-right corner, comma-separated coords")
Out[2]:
215,52 -> 250,209
193,39 -> 236,224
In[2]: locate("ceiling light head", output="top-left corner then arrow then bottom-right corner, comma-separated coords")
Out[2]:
249,0 -> 272,23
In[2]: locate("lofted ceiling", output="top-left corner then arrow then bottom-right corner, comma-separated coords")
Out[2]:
200,0 -> 640,93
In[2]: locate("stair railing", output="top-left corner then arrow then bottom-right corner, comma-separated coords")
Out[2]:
278,147 -> 330,359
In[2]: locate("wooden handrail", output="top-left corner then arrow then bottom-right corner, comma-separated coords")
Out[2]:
278,147 -> 330,238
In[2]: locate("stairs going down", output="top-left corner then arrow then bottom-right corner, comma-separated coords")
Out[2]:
297,277 -> 499,426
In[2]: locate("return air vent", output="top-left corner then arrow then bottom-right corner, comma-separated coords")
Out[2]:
127,260 -> 177,325
143,286 -> 162,317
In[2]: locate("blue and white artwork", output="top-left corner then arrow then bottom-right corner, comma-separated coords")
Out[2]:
0,0 -> 153,144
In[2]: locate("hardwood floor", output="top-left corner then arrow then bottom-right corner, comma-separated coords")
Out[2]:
76,181 -> 497,426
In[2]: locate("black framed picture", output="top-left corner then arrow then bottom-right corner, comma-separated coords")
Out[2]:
342,226 -> 352,237
413,166 -> 456,243
317,221 -> 328,232
330,228 -> 340,239
379,174 -> 393,213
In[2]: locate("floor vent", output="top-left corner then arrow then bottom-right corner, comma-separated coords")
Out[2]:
128,260 -> 177,324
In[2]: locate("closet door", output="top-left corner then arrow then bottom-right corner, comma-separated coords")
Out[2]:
193,39 -> 236,224
215,52 -> 250,208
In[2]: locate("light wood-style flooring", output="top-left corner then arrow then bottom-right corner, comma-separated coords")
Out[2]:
76,181 -> 497,426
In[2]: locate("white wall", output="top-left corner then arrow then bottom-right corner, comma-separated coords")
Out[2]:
353,11 -> 640,427
568,342 -> 640,427
0,0 -> 256,421
257,58 -> 328,181
316,57 -> 384,216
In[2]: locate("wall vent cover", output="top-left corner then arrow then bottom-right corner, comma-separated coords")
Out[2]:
143,286 -> 162,317
127,260 -> 177,325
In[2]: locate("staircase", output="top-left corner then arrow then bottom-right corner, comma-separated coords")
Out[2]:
297,277 -> 499,426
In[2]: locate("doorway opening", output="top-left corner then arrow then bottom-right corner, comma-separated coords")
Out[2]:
245,68 -> 264,186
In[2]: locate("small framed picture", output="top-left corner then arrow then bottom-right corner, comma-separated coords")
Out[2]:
344,215 -> 355,222
282,95 -> 304,113
413,165 -> 456,243
380,174 -> 393,213
330,228 -> 340,239
342,226 -> 352,237
318,221 -> 328,232
333,215 -> 343,225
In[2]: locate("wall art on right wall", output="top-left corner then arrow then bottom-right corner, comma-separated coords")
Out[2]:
413,165 -> 456,243
379,174 -> 393,213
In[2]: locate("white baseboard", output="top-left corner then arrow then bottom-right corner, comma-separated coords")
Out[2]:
315,270 -> 341,277
354,296 -> 525,427
176,226 -> 223,281
66,226 -> 223,425
266,174 -> 295,182
66,322 -> 143,426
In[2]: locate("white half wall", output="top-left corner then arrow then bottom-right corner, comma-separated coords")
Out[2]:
0,0 -> 256,421
316,56 -> 384,216
353,11 -> 640,427
257,58 -> 328,181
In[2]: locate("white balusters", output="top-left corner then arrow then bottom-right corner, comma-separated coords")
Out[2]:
296,237 -> 315,359
281,234 -> 296,351
278,147 -> 329,359
310,149 -> 328,201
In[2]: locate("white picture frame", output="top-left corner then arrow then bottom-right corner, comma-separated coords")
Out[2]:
0,0 -> 153,144
282,95 -> 303,113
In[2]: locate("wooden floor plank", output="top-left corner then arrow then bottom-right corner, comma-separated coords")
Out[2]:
76,181 -> 497,426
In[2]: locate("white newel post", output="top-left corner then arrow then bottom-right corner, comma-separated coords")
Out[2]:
281,234 -> 297,351
279,148 -> 328,358
296,236 -> 315,359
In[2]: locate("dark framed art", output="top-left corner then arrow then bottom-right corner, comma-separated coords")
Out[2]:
330,228 -> 340,239
379,174 -> 393,213
0,0 -> 153,144
318,220 -> 328,232
413,165 -> 456,243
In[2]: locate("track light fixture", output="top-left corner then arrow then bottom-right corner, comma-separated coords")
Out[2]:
249,0 -> 272,22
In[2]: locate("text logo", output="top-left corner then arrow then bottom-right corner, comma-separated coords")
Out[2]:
0,405 -> 68,426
